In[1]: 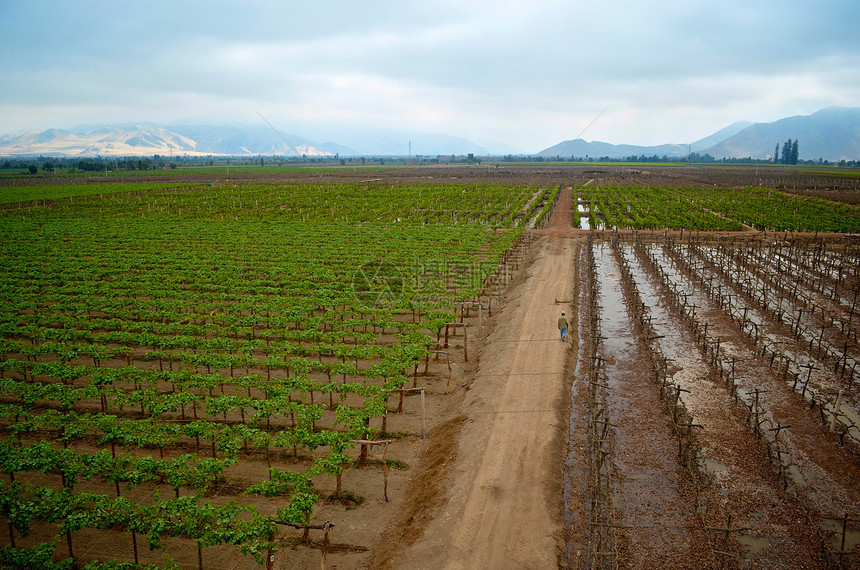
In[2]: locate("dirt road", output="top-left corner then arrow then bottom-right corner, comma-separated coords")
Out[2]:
381,189 -> 579,568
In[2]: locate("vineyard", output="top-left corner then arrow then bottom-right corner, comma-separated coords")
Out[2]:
577,185 -> 860,232
570,230 -> 860,568
1,163 -> 859,569
0,177 -> 554,568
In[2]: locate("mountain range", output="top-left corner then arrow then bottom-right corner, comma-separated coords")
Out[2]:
538,107 -> 860,161
1,107 -> 858,160
0,123 -> 509,158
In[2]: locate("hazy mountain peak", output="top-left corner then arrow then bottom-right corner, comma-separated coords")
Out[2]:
538,107 -> 859,161
700,106 -> 860,161
0,124 -> 332,157
2,108 -> 858,160
690,121 -> 754,152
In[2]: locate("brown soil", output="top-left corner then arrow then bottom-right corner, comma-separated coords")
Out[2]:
4,165 -> 859,569
370,187 -> 582,568
9,163 -> 859,205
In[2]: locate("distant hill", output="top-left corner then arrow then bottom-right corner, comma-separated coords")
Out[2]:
0,123 -> 512,158
164,125 -> 336,156
0,124 -> 333,158
700,107 -> 860,161
537,107 -> 860,161
537,139 -> 689,160
4,108 -> 858,160
690,121 -> 753,152
283,125 -> 516,156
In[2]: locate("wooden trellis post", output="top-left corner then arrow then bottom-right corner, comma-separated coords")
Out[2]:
825,513 -> 860,557
830,389 -> 844,433
444,322 -> 469,362
706,514 -> 749,561
459,301 -> 484,330
389,386 -> 426,438
275,521 -> 335,569
349,439 -> 395,499
430,350 -> 452,392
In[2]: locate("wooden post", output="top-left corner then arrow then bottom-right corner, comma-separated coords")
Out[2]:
266,530 -> 275,570
431,351 -> 452,393
830,389 -> 844,433
321,523 -> 331,570
420,387 -> 426,439
382,442 -> 390,502
389,388 -> 426,438
131,529 -> 139,564
349,440 -> 394,498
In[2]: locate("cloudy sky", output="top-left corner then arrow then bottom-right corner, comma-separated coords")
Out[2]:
2,0 -> 858,152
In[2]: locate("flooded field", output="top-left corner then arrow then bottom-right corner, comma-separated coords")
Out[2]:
566,232 -> 860,568
578,203 -> 592,230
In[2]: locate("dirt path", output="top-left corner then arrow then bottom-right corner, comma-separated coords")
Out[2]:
379,189 -> 579,568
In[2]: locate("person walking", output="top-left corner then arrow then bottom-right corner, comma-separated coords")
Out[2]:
557,311 -> 569,341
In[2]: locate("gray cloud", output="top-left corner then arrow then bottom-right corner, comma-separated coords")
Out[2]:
2,0 -> 858,151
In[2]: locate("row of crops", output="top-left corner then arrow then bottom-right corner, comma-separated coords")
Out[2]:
577,186 -> 860,232
0,180 -> 553,567
572,231 -> 860,567
4,181 -> 555,227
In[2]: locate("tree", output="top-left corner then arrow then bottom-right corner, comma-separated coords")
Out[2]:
28,165 -> 37,174
774,143 -> 780,163
790,139 -> 799,164
780,139 -> 791,164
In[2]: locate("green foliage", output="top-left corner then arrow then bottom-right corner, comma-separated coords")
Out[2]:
1,180 -> 544,226
0,183 -> 186,205
0,542 -> 73,569
82,560 -> 179,570
276,475 -> 318,527
0,179 -> 528,566
580,185 -> 860,232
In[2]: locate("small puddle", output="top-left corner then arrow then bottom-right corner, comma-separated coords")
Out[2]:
577,204 -> 591,230
737,534 -> 771,555
820,519 -> 860,552
704,458 -> 728,473
579,215 -> 591,230
784,464 -> 806,487
627,472 -> 654,480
